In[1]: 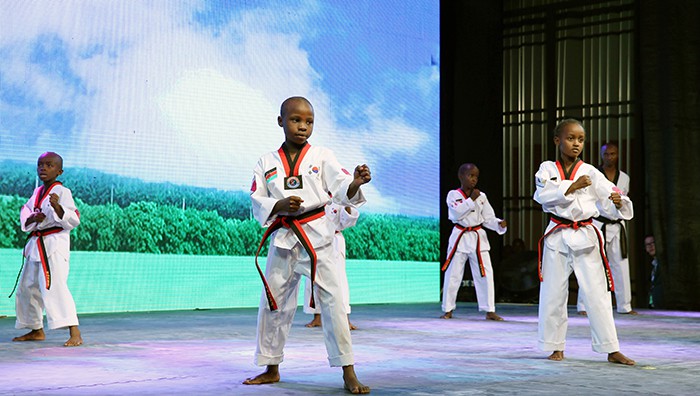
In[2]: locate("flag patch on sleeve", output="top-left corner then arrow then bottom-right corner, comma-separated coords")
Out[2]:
265,168 -> 278,183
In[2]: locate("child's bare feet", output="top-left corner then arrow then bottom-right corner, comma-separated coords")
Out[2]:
485,312 -> 504,321
343,365 -> 370,394
577,311 -> 587,316
13,328 -> 45,342
348,319 -> 357,331
243,365 -> 280,385
64,326 -> 82,347
608,351 -> 635,365
547,351 -> 564,361
305,314 -> 322,328
440,311 -> 453,319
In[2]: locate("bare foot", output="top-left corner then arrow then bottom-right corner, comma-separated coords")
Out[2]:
620,310 -> 639,315
348,321 -> 358,331
343,365 -> 370,394
548,351 -> 564,361
64,326 -> 83,347
608,351 -> 635,365
243,365 -> 280,385
440,311 -> 453,319
13,329 -> 45,342
485,312 -> 504,321
577,311 -> 587,316
305,314 -> 322,328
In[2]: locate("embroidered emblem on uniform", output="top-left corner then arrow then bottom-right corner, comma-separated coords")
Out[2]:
535,176 -> 546,188
284,175 -> 303,190
312,166 -> 319,174
265,168 -> 277,183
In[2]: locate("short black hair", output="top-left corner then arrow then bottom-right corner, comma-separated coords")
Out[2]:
280,96 -> 313,118
553,118 -> 583,138
601,141 -> 619,150
40,151 -> 63,170
458,163 -> 476,177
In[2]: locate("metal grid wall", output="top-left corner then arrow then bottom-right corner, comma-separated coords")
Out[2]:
502,0 -> 635,249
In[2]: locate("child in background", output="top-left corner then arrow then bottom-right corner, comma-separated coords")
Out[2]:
441,163 -> 507,321
304,202 -> 358,330
577,142 -> 637,315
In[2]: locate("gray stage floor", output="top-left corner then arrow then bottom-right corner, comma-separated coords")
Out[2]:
1,303 -> 699,395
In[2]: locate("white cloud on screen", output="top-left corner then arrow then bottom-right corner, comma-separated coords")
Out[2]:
0,0 -> 438,215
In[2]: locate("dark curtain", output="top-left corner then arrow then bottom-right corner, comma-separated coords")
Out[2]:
638,0 -> 700,310
440,1 -> 504,300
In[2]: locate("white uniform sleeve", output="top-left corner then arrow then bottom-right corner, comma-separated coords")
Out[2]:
20,193 -> 38,233
324,149 -> 366,208
592,170 -> 634,221
479,193 -> 507,235
533,162 -> 575,207
619,171 -> 631,195
250,157 -> 280,227
447,190 -> 476,222
337,206 -> 359,231
49,187 -> 80,231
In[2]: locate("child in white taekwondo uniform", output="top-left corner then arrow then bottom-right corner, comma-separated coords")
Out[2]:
441,163 -> 507,321
534,119 -> 635,365
243,97 -> 371,394
304,202 -> 359,330
577,142 -> 637,315
13,152 -> 82,347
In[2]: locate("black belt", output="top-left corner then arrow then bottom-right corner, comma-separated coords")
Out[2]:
595,216 -> 627,259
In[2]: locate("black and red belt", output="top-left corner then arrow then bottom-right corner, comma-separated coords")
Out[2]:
442,224 -> 486,277
537,215 -> 614,291
8,226 -> 63,298
254,206 -> 326,311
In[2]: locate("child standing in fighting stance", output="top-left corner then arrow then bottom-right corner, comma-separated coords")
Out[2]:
534,119 -> 634,365
441,163 -> 507,321
244,97 -> 371,394
13,152 -> 82,347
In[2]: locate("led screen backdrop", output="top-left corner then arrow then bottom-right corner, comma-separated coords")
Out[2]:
0,0 -> 440,315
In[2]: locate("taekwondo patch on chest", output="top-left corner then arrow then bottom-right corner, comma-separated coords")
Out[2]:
265,168 -> 278,183
284,175 -> 303,190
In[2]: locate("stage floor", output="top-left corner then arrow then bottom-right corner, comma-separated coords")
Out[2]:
1,303 -> 699,395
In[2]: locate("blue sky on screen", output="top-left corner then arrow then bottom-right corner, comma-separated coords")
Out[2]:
0,0 -> 439,217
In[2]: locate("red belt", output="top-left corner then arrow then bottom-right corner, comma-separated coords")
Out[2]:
537,215 -> 614,291
442,224 -> 486,277
254,207 -> 326,311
